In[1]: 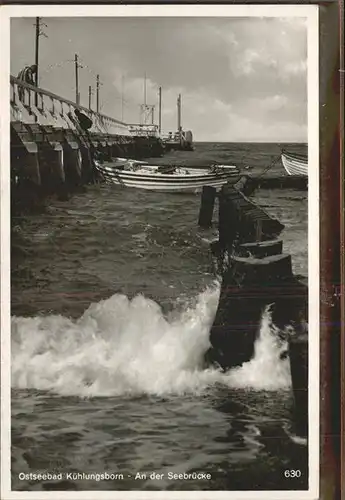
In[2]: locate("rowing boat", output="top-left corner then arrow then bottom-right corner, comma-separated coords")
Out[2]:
112,158 -> 237,176
281,151 -> 308,177
95,160 -> 240,192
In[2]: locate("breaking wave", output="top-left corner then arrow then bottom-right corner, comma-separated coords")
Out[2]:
11,285 -> 291,397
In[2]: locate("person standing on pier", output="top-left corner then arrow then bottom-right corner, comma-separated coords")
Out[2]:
71,108 -> 102,183
17,64 -> 37,101
74,108 -> 93,132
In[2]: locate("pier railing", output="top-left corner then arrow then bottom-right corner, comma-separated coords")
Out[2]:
127,124 -> 160,138
10,75 -> 130,136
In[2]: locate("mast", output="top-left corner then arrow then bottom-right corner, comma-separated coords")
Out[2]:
144,73 -> 147,107
96,74 -> 100,113
139,73 -> 155,127
34,17 -> 40,106
121,75 -> 125,121
158,86 -> 162,134
177,94 -> 182,133
74,54 -> 79,105
88,85 -> 92,110
35,18 -> 39,87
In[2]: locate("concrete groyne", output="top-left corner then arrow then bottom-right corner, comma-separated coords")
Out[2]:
200,184 -> 308,437
248,175 -> 308,191
10,76 -> 164,211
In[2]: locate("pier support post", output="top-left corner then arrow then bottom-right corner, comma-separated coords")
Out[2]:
63,144 -> 82,186
26,151 -> 41,186
198,186 -> 216,228
11,148 -> 43,212
111,142 -> 125,159
79,144 -> 95,184
11,123 -> 41,185
20,123 -> 66,196
36,142 -> 65,192
54,147 -> 65,183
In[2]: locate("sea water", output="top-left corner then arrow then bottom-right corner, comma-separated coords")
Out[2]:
10,142 -> 308,491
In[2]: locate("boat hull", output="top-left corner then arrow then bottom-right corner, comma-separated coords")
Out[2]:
96,163 -> 240,192
112,159 -> 238,177
281,152 -> 308,177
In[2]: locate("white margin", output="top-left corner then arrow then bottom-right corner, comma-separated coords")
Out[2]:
307,6 -> 320,500
0,4 -> 320,500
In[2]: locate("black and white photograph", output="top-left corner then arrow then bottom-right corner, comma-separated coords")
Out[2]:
1,4 -> 319,499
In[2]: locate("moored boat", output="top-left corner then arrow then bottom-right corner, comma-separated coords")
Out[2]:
95,161 -> 240,192
112,158 -> 237,176
281,151 -> 308,177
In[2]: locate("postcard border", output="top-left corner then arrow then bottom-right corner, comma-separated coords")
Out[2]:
0,3 -> 325,500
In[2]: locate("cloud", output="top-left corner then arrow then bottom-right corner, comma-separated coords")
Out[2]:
10,16 -> 308,142
284,60 -> 307,76
261,95 -> 289,111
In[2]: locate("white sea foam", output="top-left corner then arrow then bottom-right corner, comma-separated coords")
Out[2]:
11,285 -> 291,397
225,309 -> 291,390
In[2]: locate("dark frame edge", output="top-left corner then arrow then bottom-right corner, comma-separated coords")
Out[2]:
319,1 -> 342,500
339,0 -> 345,498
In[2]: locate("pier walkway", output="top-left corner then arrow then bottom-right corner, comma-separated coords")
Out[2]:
10,76 -> 129,136
10,76 -> 164,205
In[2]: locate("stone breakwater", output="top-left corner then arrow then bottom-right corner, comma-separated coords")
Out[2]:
10,76 -> 164,212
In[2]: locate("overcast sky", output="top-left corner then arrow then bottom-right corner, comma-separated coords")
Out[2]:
10,16 -> 308,142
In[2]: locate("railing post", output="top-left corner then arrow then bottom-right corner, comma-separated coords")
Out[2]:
10,75 -> 130,130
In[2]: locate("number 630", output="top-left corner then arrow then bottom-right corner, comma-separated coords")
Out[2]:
284,470 -> 302,478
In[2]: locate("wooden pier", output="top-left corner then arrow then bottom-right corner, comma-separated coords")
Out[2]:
10,76 -> 164,210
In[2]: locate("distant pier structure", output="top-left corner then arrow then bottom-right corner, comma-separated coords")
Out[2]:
128,79 -> 193,153
160,92 -> 194,152
128,87 -> 193,152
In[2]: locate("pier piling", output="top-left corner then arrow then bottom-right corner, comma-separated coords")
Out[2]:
198,186 -> 217,228
10,76 -> 165,209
